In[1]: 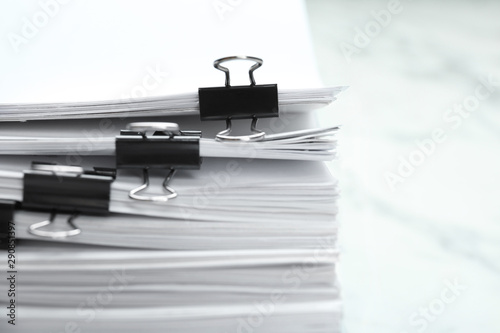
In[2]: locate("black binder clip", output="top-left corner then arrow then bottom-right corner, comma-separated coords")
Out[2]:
0,200 -> 16,250
23,162 -> 115,239
116,122 -> 202,202
198,56 -> 279,142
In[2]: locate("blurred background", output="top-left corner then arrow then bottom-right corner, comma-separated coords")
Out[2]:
0,0 -> 499,332
306,0 -> 500,332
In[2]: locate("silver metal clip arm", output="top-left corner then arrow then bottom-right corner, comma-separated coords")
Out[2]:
129,168 -> 178,202
27,211 -> 81,239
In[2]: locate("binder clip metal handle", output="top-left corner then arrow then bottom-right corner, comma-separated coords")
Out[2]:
28,211 -> 81,239
214,55 -> 263,87
129,168 -> 177,202
216,117 -> 265,142
199,56 -> 278,142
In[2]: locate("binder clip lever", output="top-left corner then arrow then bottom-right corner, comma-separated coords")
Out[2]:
214,55 -> 262,87
199,56 -> 279,142
217,116 -> 265,142
129,168 -> 177,202
28,211 -> 81,239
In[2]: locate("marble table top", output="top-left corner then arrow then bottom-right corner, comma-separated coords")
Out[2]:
307,0 -> 500,332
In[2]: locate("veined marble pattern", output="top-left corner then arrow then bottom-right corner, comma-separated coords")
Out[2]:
306,0 -> 500,332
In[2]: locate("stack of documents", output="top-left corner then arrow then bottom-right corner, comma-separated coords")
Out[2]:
1,157 -> 339,250
0,87 -> 343,121
5,242 -> 341,333
0,96 -> 343,333
0,1 -> 342,332
0,124 -> 339,161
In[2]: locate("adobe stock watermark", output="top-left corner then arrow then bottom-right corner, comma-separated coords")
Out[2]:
119,64 -> 169,102
339,0 -> 403,64
385,73 -> 498,191
236,236 -> 336,333
400,278 -> 466,333
64,64 -> 169,166
54,268 -> 135,333
7,0 -> 72,53
178,158 -> 243,221
178,109 -> 299,221
212,0 -> 244,21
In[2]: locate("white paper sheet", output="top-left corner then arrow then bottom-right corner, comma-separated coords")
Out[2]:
0,87 -> 345,121
0,126 -> 339,161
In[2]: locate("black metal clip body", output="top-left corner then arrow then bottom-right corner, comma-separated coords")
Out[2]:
198,56 -> 279,141
116,122 -> 201,202
22,162 -> 115,239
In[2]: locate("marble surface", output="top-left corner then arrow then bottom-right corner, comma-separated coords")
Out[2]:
306,0 -> 500,332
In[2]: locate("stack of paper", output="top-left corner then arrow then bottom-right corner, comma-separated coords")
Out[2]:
0,87 -> 343,121
1,157 -> 339,250
0,126 -> 339,161
1,242 -> 341,333
0,1 -> 343,332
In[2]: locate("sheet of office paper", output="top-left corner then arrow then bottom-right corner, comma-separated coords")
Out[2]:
0,87 -> 345,121
0,1 -> 323,104
0,241 -> 340,333
0,157 -> 339,222
0,126 -> 339,161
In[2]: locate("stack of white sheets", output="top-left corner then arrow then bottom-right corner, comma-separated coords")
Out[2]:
0,1 -> 343,332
